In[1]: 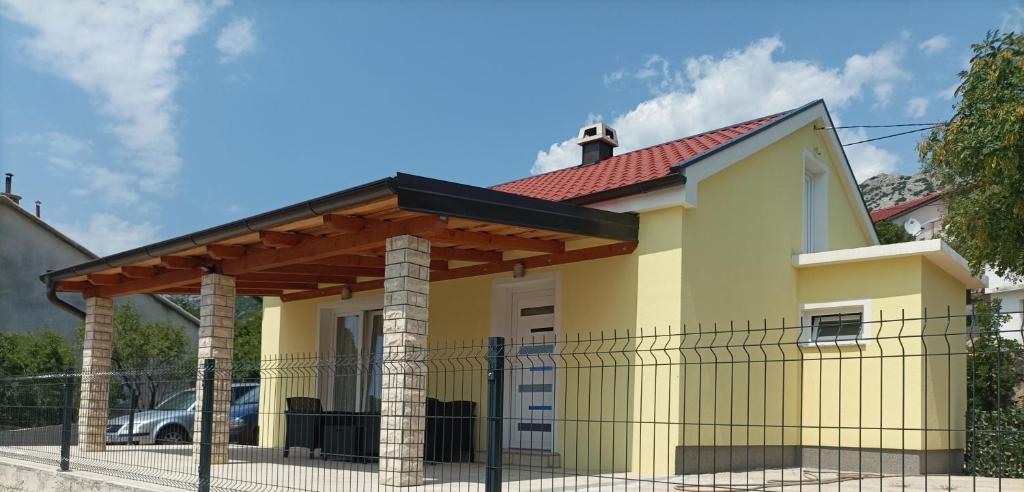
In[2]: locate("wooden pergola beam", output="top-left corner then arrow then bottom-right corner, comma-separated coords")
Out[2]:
238,272 -> 357,284
221,216 -> 446,276
237,280 -> 318,290
431,246 -> 502,263
281,279 -> 386,303
87,274 -> 123,286
259,230 -> 305,248
88,268 -> 206,298
161,256 -> 201,270
322,214 -> 366,233
429,241 -> 636,282
120,266 -> 157,278
280,242 -> 637,302
420,227 -> 565,254
58,280 -> 93,292
263,264 -> 384,278
206,244 -> 247,260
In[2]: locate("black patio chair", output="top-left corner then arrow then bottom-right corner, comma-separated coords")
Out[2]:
283,397 -> 323,458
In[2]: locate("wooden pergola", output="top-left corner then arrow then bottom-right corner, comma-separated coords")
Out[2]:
43,173 -> 639,302
42,173 -> 640,484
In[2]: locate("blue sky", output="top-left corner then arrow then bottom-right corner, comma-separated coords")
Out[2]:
0,1 -> 1019,255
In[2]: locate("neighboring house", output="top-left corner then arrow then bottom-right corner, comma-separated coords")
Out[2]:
0,177 -> 198,345
41,100 -> 981,479
870,191 -> 1024,341
985,270 -> 1024,342
869,191 -> 945,240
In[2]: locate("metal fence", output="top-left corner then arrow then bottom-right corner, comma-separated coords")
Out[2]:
0,309 -> 1022,491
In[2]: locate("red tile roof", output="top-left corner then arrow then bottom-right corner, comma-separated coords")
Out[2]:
493,110 -> 793,202
869,192 -> 943,222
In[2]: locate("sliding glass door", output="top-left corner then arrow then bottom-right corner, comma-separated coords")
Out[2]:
322,309 -> 384,412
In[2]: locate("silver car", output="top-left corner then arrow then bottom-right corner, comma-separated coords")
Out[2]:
106,383 -> 259,445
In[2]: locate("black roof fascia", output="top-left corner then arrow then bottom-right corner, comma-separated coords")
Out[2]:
393,173 -> 639,242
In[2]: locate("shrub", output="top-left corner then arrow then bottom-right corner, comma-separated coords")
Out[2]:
965,407 -> 1024,478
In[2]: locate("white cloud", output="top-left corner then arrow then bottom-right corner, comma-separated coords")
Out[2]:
918,35 -> 950,55
55,213 -> 159,256
11,131 -> 142,204
532,37 -> 907,180
905,97 -> 930,118
216,17 -> 256,63
0,0 -> 223,196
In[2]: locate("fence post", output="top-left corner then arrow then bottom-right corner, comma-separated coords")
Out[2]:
59,368 -> 74,472
197,359 -> 216,492
486,336 -> 505,492
127,390 -> 138,446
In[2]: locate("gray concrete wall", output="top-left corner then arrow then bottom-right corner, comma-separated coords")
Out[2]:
0,199 -> 198,345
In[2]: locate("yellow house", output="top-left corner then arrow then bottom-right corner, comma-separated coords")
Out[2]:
42,99 -> 982,484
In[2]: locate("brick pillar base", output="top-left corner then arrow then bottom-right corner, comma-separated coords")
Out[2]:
192,273 -> 235,464
379,235 -> 430,486
78,297 -> 114,452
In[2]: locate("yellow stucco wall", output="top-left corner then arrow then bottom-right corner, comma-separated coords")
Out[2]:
797,256 -> 968,451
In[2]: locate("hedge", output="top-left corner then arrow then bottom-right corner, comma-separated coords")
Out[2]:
965,407 -> 1024,478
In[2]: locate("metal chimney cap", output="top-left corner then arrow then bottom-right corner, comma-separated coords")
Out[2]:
576,123 -> 618,148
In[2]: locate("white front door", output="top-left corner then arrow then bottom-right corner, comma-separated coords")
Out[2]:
503,286 -> 557,451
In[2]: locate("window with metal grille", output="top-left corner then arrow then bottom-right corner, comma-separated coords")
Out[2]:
810,312 -> 863,342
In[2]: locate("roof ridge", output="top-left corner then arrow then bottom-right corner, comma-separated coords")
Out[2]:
493,106 -> 799,189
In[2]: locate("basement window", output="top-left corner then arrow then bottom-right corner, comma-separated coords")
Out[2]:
799,300 -> 871,347
810,312 -> 863,342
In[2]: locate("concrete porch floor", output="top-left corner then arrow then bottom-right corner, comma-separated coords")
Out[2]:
0,444 -> 1022,491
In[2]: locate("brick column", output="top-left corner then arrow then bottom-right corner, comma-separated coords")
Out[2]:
78,296 -> 114,452
379,235 -> 430,486
192,273 -> 235,463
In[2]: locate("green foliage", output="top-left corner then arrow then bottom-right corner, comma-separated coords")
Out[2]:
0,329 -> 77,430
233,297 -> 262,379
919,31 -> 1024,278
0,329 -> 76,376
873,220 -> 915,244
966,407 -> 1024,478
968,300 -> 1024,412
79,303 -> 195,409
965,300 -> 1024,477
166,294 -> 263,379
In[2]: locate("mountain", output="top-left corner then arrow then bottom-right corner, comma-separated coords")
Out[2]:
858,171 -> 939,211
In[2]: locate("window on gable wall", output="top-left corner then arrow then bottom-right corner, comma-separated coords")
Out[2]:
803,152 -> 828,253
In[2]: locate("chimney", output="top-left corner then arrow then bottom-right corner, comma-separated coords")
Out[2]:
577,123 -> 618,165
35,200 -> 41,218
2,173 -> 22,205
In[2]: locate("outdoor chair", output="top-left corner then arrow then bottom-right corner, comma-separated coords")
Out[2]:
283,397 -> 323,458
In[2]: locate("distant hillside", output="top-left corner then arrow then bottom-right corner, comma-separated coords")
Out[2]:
858,171 -> 939,211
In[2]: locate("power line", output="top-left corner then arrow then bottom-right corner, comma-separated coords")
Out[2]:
841,125 -> 942,146
819,122 -> 947,130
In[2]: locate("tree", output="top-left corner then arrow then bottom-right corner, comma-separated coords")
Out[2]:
0,329 -> 76,376
874,220 -> 915,244
79,303 -> 194,410
967,299 -> 1023,412
167,294 -> 263,379
919,31 -> 1024,279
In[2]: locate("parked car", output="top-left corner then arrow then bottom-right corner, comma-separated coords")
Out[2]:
106,382 -> 259,445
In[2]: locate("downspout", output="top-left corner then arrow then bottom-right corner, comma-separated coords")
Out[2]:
46,277 -> 86,320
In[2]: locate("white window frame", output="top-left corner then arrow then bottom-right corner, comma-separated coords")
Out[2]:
803,150 -> 829,253
799,299 -> 872,347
